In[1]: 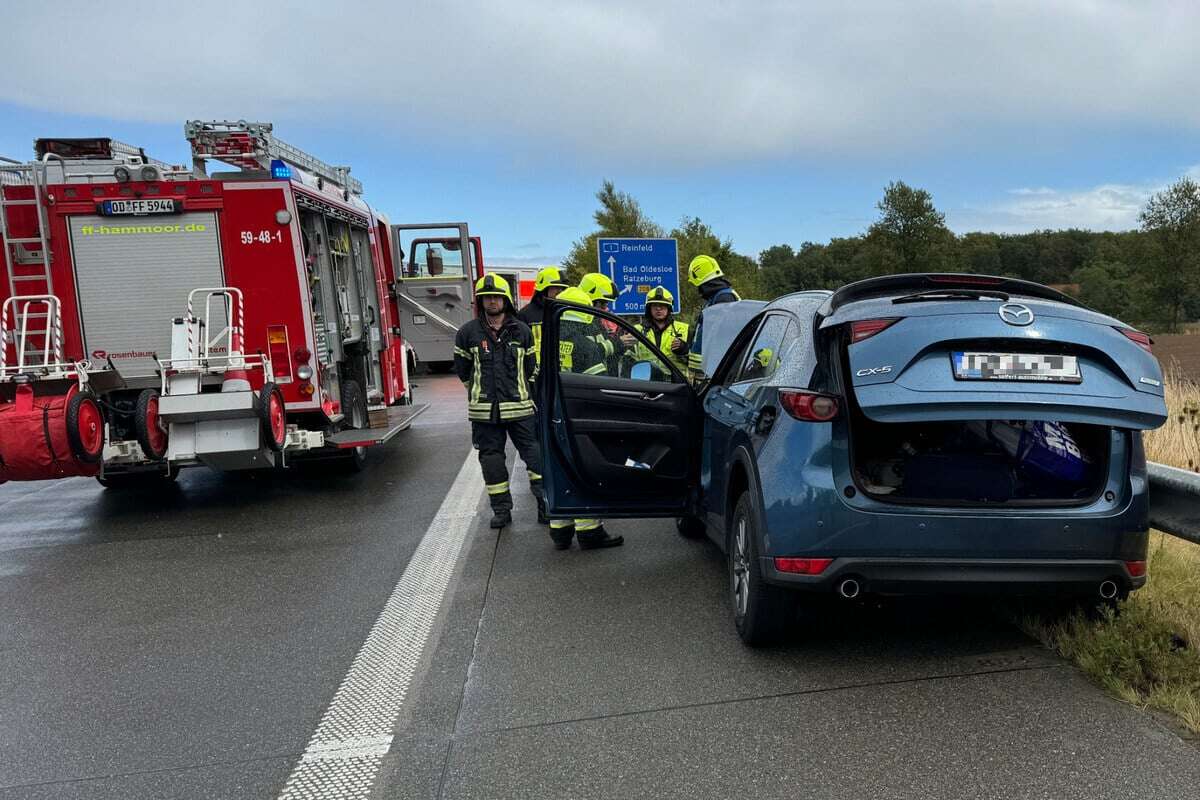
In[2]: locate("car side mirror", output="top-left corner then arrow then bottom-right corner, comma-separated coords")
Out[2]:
630,361 -> 653,381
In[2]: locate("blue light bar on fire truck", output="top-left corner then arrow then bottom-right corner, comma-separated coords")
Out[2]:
270,159 -> 292,180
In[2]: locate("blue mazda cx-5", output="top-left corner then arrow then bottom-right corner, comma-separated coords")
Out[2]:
539,274 -> 1168,645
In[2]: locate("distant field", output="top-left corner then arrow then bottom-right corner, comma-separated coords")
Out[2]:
1153,334 -> 1200,382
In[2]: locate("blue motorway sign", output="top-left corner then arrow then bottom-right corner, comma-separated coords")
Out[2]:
597,238 -> 680,314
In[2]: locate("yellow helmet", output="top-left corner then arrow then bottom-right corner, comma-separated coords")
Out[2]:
578,272 -> 618,303
687,254 -> 724,287
645,286 -> 674,308
474,272 -> 513,304
534,266 -> 569,293
556,286 -> 595,324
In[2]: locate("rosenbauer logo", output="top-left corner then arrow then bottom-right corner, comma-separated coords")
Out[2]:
80,223 -> 207,236
92,346 -> 226,359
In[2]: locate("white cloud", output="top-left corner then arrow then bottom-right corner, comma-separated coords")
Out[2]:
949,166 -> 1200,233
1,1 -> 1198,165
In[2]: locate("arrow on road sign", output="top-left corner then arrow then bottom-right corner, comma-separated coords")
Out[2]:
607,255 -> 616,270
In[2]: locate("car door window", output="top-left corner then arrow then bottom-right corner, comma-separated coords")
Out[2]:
729,315 -> 793,396
557,305 -> 685,383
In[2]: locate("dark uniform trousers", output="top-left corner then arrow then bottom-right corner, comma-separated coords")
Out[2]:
473,416 -> 543,515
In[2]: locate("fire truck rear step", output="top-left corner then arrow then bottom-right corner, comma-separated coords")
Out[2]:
325,403 -> 428,448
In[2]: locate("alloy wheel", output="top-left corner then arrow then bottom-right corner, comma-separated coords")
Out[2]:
732,515 -> 750,618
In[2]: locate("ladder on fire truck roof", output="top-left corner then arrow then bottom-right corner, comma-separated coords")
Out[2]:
184,120 -> 364,195
0,156 -> 56,366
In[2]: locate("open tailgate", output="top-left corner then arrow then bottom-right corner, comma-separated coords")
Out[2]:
842,309 -> 1167,429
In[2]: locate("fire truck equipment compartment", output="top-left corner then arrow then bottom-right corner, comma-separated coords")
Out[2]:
67,212 -> 225,373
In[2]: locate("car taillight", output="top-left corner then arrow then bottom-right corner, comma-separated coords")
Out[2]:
850,318 -> 899,343
778,390 -> 839,422
1117,328 -> 1153,354
1125,560 -> 1147,577
267,325 -> 292,382
774,557 -> 833,575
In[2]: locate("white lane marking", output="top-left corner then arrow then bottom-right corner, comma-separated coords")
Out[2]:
278,453 -> 483,799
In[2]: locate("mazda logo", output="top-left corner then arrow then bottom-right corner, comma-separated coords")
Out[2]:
999,303 -> 1034,326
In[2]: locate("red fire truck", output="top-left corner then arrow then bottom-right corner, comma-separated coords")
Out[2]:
0,120 -> 425,487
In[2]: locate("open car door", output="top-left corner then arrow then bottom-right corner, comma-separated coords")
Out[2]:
539,301 -> 702,518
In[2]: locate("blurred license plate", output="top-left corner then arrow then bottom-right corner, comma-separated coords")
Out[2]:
952,352 -> 1081,383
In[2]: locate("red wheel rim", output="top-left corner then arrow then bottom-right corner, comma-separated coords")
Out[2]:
77,398 -> 103,455
269,391 -> 286,444
145,395 -> 167,454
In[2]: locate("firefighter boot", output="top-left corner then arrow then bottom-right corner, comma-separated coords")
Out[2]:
488,489 -> 514,529
536,495 -> 549,525
548,521 -> 574,550
577,524 -> 624,550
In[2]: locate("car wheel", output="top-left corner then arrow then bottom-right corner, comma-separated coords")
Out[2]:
729,491 -> 792,646
675,515 -> 705,539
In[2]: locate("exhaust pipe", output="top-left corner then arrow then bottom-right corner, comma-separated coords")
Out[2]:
1098,580 -> 1119,600
837,578 -> 861,599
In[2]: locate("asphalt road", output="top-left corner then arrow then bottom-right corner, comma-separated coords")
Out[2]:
1,374 -> 1197,799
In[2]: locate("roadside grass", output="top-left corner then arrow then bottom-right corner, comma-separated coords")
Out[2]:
1143,369 -> 1200,472
1024,371 -> 1200,735
1022,532 -> 1200,734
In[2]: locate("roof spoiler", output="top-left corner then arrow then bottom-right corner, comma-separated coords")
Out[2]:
823,273 -> 1085,314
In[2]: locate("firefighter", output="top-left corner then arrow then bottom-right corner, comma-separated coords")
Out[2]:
631,286 -> 689,377
578,272 -> 634,371
516,265 -> 569,367
685,255 -> 741,383
453,273 -> 546,529
546,287 -> 625,551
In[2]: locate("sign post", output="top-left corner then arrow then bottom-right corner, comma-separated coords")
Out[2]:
596,238 -> 680,314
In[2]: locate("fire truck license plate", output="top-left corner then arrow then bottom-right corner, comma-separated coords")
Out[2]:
98,199 -> 182,216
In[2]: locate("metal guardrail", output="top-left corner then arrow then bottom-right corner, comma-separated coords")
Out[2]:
1148,462 -> 1200,545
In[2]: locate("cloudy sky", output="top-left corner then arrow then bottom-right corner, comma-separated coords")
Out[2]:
2,0 -> 1197,264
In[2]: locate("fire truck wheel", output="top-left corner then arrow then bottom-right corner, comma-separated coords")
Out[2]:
427,360 -> 454,374
66,392 -> 105,464
134,389 -> 169,460
259,383 -> 287,452
339,379 -> 368,471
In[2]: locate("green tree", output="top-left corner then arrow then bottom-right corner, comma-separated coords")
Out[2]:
562,183 -> 758,321
958,232 -> 1002,274
561,181 -> 663,282
863,181 -> 956,274
1139,177 -> 1200,332
1072,259 -> 1147,323
670,216 -> 759,318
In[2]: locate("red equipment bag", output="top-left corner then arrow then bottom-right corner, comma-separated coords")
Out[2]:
0,383 -> 102,482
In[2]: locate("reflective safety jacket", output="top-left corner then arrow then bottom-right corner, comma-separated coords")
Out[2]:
516,296 -> 547,364
688,286 -> 740,376
632,319 -> 690,374
559,312 -> 608,377
454,316 -> 537,422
